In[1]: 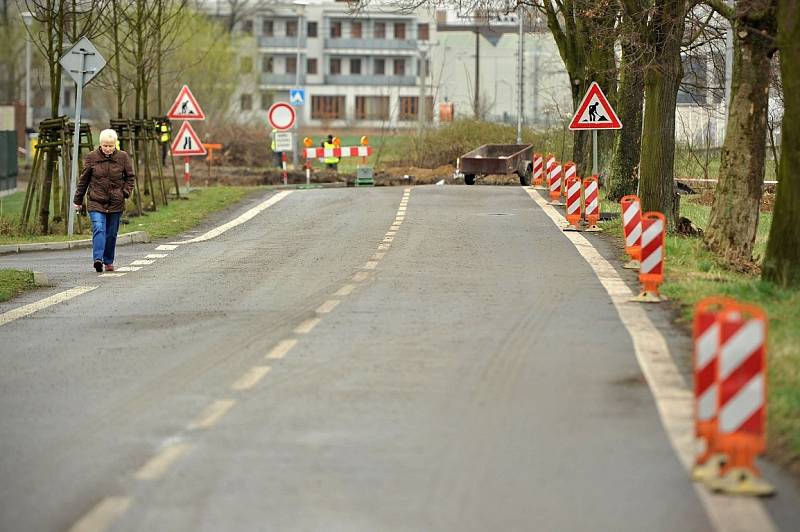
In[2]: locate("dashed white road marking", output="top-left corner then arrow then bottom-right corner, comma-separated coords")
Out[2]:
335,284 -> 356,297
372,252 -> 386,260
316,299 -> 340,314
134,441 -> 192,481
382,236 -> 394,243
145,254 -> 168,259
156,244 -> 178,251
176,190 -> 292,244
187,399 -> 236,430
363,261 -> 378,270
294,317 -> 322,334
67,496 -> 132,532
395,216 -> 405,221
130,259 -> 154,266
266,339 -> 298,360
390,225 -> 400,231
114,266 -> 142,272
386,231 -> 397,236
524,188 -> 777,532
352,271 -> 370,282
99,273 -> 126,278
0,286 -> 97,327
377,243 -> 391,251
232,366 -> 271,390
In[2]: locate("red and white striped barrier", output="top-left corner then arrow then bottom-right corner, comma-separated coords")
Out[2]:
532,153 -> 544,187
691,297 -> 735,481
563,174 -> 581,231
548,161 -> 563,205
707,305 -> 774,495
304,146 -> 373,159
631,211 -> 665,302
620,195 -> 642,269
583,176 -> 601,232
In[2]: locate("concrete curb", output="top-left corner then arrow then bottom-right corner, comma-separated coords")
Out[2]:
0,231 -> 150,255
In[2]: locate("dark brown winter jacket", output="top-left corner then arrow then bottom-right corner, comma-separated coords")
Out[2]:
73,148 -> 135,213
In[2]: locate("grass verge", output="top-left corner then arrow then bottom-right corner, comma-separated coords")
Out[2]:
0,186 -> 260,244
600,195 -> 800,472
0,269 -> 35,302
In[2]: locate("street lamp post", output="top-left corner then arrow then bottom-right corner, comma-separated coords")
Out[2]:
21,11 -> 33,132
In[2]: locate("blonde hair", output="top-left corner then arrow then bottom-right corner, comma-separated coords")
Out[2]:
99,128 -> 118,144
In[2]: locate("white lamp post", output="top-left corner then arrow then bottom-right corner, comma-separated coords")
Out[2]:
21,11 -> 33,131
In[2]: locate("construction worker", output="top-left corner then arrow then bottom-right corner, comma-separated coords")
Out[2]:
271,128 -> 282,168
323,134 -> 339,171
157,119 -> 170,165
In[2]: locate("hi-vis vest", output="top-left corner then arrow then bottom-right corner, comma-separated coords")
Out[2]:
159,122 -> 170,144
271,129 -> 278,151
323,141 -> 339,164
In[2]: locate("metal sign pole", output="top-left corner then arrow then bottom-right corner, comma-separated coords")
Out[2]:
67,51 -> 88,237
592,129 -> 598,176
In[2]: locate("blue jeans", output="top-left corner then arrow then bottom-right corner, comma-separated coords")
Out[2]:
89,211 -> 122,265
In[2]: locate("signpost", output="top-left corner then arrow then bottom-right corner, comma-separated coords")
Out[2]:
268,102 -> 296,186
60,36 -> 106,237
568,82 -> 622,176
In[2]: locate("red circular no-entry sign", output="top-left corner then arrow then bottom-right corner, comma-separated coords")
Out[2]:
267,102 -> 296,130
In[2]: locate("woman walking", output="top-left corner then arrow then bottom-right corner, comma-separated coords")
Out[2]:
73,128 -> 135,272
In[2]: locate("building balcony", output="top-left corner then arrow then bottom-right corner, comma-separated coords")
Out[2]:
261,73 -> 305,85
324,74 -> 417,86
324,37 -> 418,51
259,36 -> 307,49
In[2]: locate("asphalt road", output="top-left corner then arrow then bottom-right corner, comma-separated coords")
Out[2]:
1,185 -> 798,531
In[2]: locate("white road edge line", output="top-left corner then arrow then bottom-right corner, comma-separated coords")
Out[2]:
175,190 -> 292,244
524,188 -> 776,532
0,286 -> 97,327
66,496 -> 132,532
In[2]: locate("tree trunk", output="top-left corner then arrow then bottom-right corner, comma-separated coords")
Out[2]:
705,3 -> 777,263
607,38 -> 644,200
638,1 -> 685,223
113,1 -> 123,118
763,0 -> 800,287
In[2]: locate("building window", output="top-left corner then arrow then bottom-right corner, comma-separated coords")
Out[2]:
393,59 -> 405,76
399,96 -> 418,120
286,20 -> 297,37
262,56 -> 273,73
307,58 -> 318,74
374,22 -> 385,39
240,56 -> 253,74
331,21 -> 342,38
394,22 -> 406,39
418,23 -> 429,41
374,58 -> 385,75
350,58 -> 361,75
241,93 -> 253,111
678,54 -> 708,105
311,95 -> 346,119
307,21 -> 318,37
263,20 -> 274,36
352,21 -> 362,38
356,96 -> 390,120
330,58 -> 341,74
261,92 -> 273,109
242,19 -> 253,35
286,57 -> 297,74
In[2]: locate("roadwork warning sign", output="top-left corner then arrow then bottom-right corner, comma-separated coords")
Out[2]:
171,121 -> 206,156
569,82 -> 622,130
167,85 -> 205,121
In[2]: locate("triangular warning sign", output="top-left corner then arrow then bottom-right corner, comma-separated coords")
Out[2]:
171,121 -> 206,156
167,85 -> 205,120
569,82 -> 622,130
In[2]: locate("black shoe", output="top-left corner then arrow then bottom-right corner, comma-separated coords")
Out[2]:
94,260 -> 103,272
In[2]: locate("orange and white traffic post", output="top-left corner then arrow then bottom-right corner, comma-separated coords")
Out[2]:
620,195 -> 642,269
706,305 -> 774,496
532,152 -> 545,188
548,160 -> 564,205
583,175 -> 601,232
691,297 -> 735,482
631,211 -> 666,302
563,167 -> 581,232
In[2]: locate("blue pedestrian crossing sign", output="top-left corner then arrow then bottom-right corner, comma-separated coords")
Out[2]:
290,89 -> 305,106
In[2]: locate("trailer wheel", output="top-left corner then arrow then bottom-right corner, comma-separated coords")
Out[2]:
465,174 -> 476,185
518,165 -> 532,187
